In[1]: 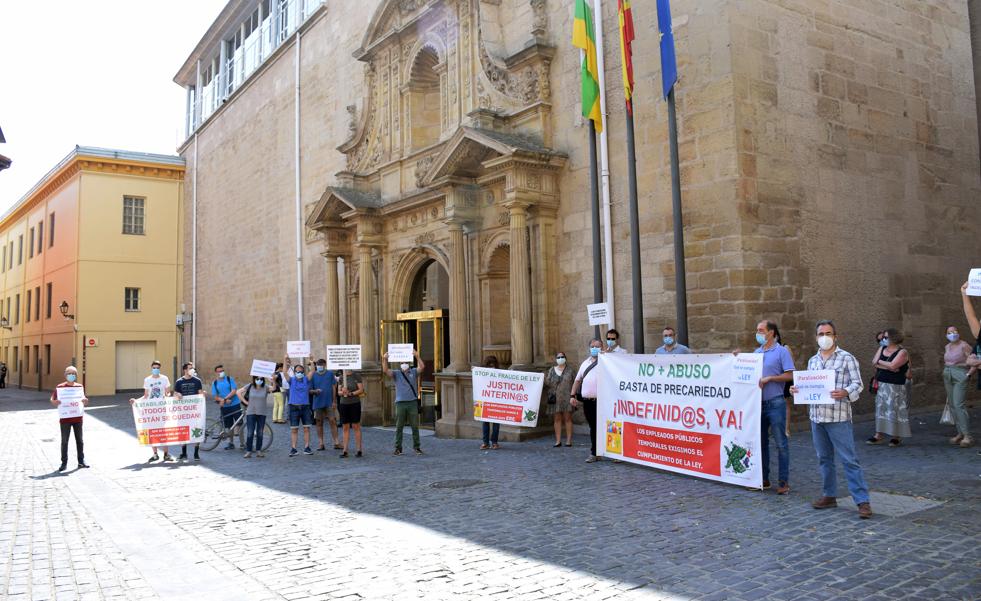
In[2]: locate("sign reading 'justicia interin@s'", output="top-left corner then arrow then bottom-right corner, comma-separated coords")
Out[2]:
472,367 -> 545,428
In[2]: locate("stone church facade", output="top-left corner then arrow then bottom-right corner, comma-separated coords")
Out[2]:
176,0 -> 980,435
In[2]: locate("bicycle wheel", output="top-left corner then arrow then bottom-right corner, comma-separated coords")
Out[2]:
260,423 -> 274,451
201,418 -> 225,451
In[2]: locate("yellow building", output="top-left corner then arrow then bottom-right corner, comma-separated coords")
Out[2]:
0,146 -> 185,395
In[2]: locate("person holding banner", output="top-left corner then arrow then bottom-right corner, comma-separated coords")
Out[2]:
570,339 -> 603,463
173,362 -> 204,462
480,356 -> 502,449
655,326 -> 690,355
311,359 -> 340,451
604,329 -> 627,354
237,374 -> 274,458
544,352 -> 576,447
753,321 -> 795,494
131,360 -> 173,463
50,366 -> 89,472
791,320 -> 872,519
211,365 -> 241,451
283,357 -> 314,456
337,369 -> 365,458
381,350 -> 425,456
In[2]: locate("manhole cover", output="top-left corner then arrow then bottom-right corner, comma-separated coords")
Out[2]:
430,479 -> 484,489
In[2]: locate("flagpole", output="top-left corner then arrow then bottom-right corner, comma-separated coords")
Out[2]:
589,120 -> 603,341
625,102 -> 644,353
666,87 -> 689,346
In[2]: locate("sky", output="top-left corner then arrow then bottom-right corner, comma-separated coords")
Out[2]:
0,0 -> 229,212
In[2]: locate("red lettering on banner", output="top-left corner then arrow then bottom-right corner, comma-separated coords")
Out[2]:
480,402 -> 523,423
622,423 -> 721,476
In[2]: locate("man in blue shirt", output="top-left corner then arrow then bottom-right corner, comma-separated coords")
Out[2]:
211,365 -> 239,451
310,359 -> 339,451
381,349 -> 425,456
753,320 -> 795,494
655,326 -> 691,355
283,357 -> 313,456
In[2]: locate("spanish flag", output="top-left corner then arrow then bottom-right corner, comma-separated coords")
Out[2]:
618,0 -> 635,114
572,0 -> 603,133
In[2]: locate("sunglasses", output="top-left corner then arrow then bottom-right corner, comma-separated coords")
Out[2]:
606,338 -> 617,341
556,355 -> 566,359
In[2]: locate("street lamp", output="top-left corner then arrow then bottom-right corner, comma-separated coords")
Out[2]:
59,301 -> 75,320
0,317 -> 10,330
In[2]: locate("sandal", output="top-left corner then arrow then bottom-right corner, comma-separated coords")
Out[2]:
479,444 -> 489,450
491,443 -> 500,450
553,442 -> 562,447
564,442 -> 573,447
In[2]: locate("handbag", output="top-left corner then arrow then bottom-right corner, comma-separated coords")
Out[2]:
867,375 -> 878,395
940,401 -> 954,425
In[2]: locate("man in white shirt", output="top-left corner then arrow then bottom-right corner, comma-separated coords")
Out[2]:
130,360 -> 172,463
570,339 -> 604,463
604,329 -> 628,353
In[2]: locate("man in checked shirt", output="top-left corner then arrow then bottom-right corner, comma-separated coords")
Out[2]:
791,320 -> 873,519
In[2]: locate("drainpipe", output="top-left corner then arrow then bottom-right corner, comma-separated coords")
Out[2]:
593,0 -> 616,331
970,0 -> 981,174
294,30 -> 305,339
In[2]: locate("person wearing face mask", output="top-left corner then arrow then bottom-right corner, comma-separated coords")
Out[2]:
655,326 -> 690,355
237,373 -> 275,458
337,369 -> 365,457
480,356 -> 503,449
283,357 -> 314,456
752,321 -> 795,494
310,358 -> 340,451
961,281 -> 981,406
271,363 -> 287,424
211,365 -> 240,451
791,320 -> 872,519
570,339 -> 604,463
867,328 -> 910,447
544,352 -> 576,447
50,366 -> 90,472
381,349 -> 426,456
130,360 -> 173,462
942,325 -> 975,447
604,329 -> 627,353
173,362 -> 204,462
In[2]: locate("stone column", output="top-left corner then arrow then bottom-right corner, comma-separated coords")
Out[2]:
445,220 -> 469,372
323,254 -> 340,345
507,202 -> 532,367
357,244 -> 377,363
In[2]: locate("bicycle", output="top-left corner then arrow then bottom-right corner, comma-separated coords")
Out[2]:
201,407 -> 273,452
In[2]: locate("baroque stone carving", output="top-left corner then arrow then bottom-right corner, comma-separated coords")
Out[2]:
415,154 -> 435,187
530,0 -> 547,37
415,231 -> 436,245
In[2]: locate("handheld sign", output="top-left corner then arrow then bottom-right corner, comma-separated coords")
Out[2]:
967,268 -> 981,297
56,386 -> 86,419
732,354 -> 760,385
387,343 -> 414,363
326,345 -> 362,370
286,340 -> 311,358
793,370 -> 835,405
472,367 -> 545,427
587,302 -> 610,326
250,359 -> 276,378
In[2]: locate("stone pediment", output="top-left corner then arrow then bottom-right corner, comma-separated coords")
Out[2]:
421,126 -> 565,186
306,186 -> 383,230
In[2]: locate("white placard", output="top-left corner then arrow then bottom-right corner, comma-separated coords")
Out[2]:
732,354 -> 759,385
793,370 -> 836,405
327,345 -> 362,370
587,302 -> 610,326
286,340 -> 311,358
56,386 -> 86,419
967,268 -> 981,297
250,359 -> 276,378
388,343 -> 414,363
472,367 -> 545,427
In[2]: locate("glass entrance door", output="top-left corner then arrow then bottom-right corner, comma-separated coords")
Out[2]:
380,309 -> 448,428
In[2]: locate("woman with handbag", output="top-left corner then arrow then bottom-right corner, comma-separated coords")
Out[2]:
942,325 -> 975,448
544,352 -> 576,448
867,328 -> 910,447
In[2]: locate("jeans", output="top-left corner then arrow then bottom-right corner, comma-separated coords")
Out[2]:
811,421 -> 870,504
288,404 -> 313,428
60,421 -> 83,465
394,400 -> 420,450
761,396 -> 790,484
482,421 -> 500,445
582,398 -> 597,456
245,414 -> 266,452
943,366 -> 971,436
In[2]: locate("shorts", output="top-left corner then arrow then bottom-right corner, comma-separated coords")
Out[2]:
314,407 -> 335,422
338,402 -> 362,425
288,404 -> 313,428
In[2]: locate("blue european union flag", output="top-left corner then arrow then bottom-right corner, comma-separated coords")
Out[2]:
657,0 -> 678,98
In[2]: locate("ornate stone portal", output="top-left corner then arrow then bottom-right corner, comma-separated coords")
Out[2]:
306,0 -> 566,439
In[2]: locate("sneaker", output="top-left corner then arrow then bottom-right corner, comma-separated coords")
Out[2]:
393,448 -> 403,456
950,434 -> 964,445
888,438 -> 901,447
491,444 -> 500,450
78,462 -> 90,469
585,455 -> 598,463
340,451 -> 349,458
289,448 -> 298,457
163,454 -> 174,462
762,480 -> 772,490
243,452 -> 252,458
857,502 -> 873,519
865,436 -> 884,445
776,481 -> 790,495
194,452 -> 201,462
177,454 -> 187,461
256,451 -> 265,458
479,444 -> 489,450
148,454 -> 159,463
414,448 -> 424,455
960,436 -> 975,448
812,496 -> 838,509
317,446 -> 326,452
58,463 -> 67,472
356,450 -> 363,458
303,447 -> 313,455
224,444 -> 235,451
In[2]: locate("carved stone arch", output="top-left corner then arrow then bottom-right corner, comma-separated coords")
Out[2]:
391,245 -> 451,311
404,34 -> 447,84
479,229 -> 510,274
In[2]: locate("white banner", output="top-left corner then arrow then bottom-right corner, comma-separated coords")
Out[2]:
327,345 -> 362,370
597,353 -> 763,488
250,359 -> 276,378
56,386 -> 86,419
387,343 -> 414,363
132,395 -> 207,446
286,340 -> 311,358
472,367 -> 545,427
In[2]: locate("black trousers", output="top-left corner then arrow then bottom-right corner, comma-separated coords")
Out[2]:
582,398 -> 597,456
60,421 -> 84,464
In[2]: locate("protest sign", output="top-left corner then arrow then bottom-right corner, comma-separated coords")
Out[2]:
132,395 -> 206,446
286,341 -> 311,358
327,345 -> 362,370
597,353 -> 763,488
967,268 -> 981,297
387,343 -> 414,363
56,386 -> 85,419
792,370 -> 835,405
250,359 -> 276,378
472,367 -> 545,427
587,302 -> 610,326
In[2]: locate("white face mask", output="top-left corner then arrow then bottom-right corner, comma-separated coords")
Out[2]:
816,335 -> 835,351
556,357 -> 566,366
400,363 -> 410,371
188,369 -> 197,377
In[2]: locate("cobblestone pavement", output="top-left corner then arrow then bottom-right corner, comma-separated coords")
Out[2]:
1,389 -> 979,600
